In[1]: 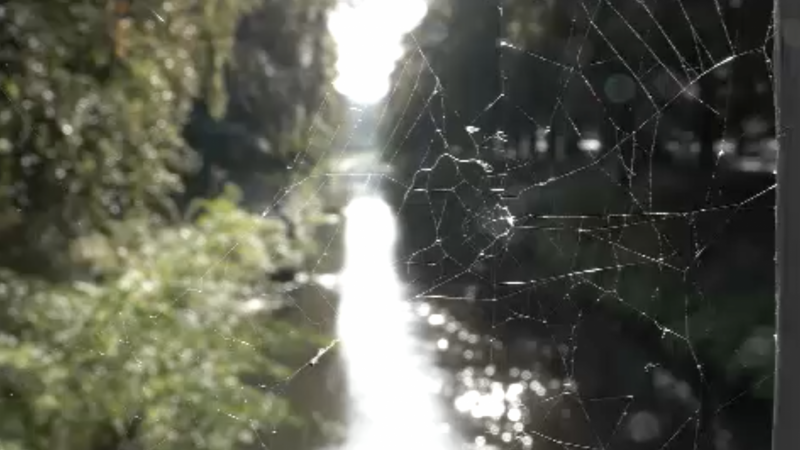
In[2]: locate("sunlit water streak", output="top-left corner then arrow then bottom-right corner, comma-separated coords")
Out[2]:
336,194 -> 461,450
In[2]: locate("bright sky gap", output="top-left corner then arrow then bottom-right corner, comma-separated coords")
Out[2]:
329,0 -> 428,104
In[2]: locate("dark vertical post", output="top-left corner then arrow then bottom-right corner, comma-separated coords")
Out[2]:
773,0 -> 800,449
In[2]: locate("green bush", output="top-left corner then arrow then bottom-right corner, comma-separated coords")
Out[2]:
0,190 -> 319,450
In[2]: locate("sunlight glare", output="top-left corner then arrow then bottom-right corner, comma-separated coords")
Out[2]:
329,0 -> 428,104
337,195 -> 458,450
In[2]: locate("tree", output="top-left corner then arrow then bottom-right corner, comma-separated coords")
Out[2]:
383,0 -> 503,167
183,0 -> 343,208
0,0 -> 258,274
0,1 -> 335,448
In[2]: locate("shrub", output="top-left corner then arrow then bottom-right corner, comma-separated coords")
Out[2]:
0,190 -> 318,450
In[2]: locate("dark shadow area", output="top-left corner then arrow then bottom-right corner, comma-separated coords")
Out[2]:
381,0 -> 776,448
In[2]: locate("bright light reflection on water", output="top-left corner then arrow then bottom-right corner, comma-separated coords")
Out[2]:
336,195 -> 460,450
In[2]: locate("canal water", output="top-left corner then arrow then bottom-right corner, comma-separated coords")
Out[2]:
267,175 -> 771,450
336,194 -> 460,450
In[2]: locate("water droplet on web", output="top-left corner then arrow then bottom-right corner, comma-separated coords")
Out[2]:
475,159 -> 493,173
465,125 -> 480,134
151,9 -> 165,22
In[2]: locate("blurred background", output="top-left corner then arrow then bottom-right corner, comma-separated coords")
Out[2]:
0,0 -> 775,450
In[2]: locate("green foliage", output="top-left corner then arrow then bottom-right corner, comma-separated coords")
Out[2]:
0,192 -> 315,450
0,0 -> 340,448
0,0 -> 259,271
184,0 -> 344,203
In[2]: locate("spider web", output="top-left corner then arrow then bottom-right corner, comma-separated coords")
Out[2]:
322,0 -> 777,449
0,0 -> 777,449
197,0 -> 778,448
